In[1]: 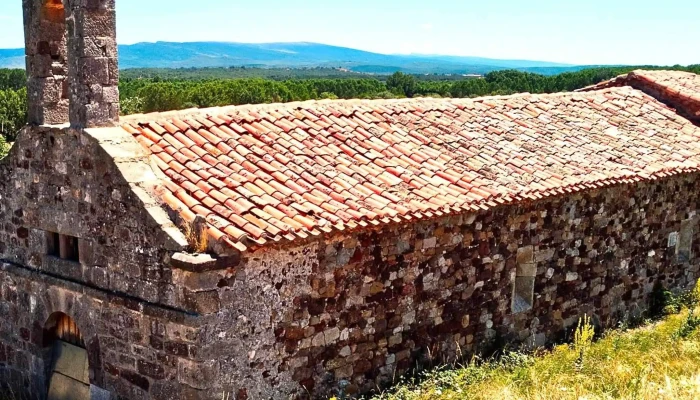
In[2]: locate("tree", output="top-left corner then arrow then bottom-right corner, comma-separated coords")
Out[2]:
0,69 -> 26,91
386,72 -> 417,97
120,96 -> 144,116
319,92 -> 339,100
0,87 -> 27,141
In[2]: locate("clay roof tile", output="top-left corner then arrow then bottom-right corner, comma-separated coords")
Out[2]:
122,72 -> 700,250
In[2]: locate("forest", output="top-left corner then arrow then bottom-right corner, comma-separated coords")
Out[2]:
118,65 -> 700,115
0,65 -> 698,141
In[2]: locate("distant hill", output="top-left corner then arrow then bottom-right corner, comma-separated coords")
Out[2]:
0,41 -> 591,75
0,48 -> 26,69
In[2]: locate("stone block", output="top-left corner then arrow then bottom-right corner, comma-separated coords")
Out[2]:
137,359 -> 165,380
170,252 -> 240,272
27,54 -> 54,78
51,341 -> 89,383
47,373 -> 90,400
119,368 -> 150,392
566,272 -> 579,281
178,359 -> 219,390
102,86 -> 119,103
183,290 -> 220,314
73,13 -> 117,38
77,57 -> 110,86
512,276 -> 535,313
84,103 -> 109,125
173,269 -> 226,292
517,262 -> 537,277
516,246 -> 534,265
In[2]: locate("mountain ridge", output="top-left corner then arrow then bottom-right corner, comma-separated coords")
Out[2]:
0,41 -> 591,75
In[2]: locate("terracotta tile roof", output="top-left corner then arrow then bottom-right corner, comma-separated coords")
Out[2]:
581,69 -> 700,123
631,70 -> 700,96
122,80 -> 700,252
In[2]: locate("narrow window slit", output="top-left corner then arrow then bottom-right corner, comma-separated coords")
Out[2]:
46,231 -> 80,262
46,231 -> 60,257
677,219 -> 695,263
513,246 -> 536,314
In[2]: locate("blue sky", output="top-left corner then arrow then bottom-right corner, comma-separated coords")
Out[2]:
0,0 -> 697,65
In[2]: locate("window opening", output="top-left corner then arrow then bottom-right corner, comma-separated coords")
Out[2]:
677,219 -> 695,263
46,231 -> 80,262
512,246 -> 536,313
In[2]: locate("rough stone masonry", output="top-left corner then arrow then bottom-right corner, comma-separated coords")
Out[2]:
1,1 -> 700,400
24,0 -> 119,128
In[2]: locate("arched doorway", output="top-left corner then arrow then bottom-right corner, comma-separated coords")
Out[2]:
43,313 -> 91,400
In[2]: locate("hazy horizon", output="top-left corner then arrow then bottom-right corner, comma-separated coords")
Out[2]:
0,0 -> 697,66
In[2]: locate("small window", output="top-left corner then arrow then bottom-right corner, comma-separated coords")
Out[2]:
677,219 -> 694,263
512,246 -> 536,313
46,231 -> 60,257
46,231 -> 80,263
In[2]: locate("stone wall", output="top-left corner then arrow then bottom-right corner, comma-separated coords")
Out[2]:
0,124 -> 255,400
23,0 -> 120,127
1,126 -> 698,400
0,261 -> 209,400
23,0 -> 70,125
65,0 -> 120,127
0,125 -> 188,309
191,172 -> 700,399
0,125 -> 245,400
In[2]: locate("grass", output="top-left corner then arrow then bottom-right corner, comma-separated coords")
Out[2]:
182,217 -> 209,253
370,287 -> 700,400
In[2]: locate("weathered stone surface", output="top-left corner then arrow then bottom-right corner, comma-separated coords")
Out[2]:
66,0 -> 120,127
23,0 -> 70,125
5,2 -> 700,399
47,372 -> 90,400
0,262 -> 214,400
24,0 -> 120,128
51,341 -> 89,383
197,173 -> 699,399
0,122 -> 220,400
90,385 -> 113,400
170,252 -> 240,272
0,125 -> 188,308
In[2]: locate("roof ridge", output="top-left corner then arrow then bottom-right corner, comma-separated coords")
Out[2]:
119,86 -> 635,125
577,69 -> 700,93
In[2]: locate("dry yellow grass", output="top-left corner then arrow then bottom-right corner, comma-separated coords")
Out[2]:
182,218 -> 209,253
372,308 -> 700,400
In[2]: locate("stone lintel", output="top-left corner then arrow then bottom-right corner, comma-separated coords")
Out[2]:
169,252 -> 241,273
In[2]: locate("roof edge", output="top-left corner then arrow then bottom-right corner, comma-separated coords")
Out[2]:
83,127 -> 190,251
118,87 -> 636,125
239,168 -> 700,256
579,70 -> 700,123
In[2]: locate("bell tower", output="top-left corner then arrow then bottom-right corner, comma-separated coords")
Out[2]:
23,0 -> 69,125
23,0 -> 120,128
